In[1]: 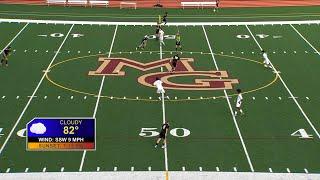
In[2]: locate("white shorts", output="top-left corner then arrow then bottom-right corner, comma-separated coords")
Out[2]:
157,88 -> 165,94
264,59 -> 270,65
236,102 -> 242,108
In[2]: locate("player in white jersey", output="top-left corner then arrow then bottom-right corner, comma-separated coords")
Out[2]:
159,28 -> 165,46
153,77 -> 169,100
262,50 -> 272,69
154,77 -> 165,94
234,89 -> 244,116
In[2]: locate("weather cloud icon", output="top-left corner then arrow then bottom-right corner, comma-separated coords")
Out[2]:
30,123 -> 47,135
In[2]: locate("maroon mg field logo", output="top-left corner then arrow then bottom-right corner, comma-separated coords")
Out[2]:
88,57 -> 239,90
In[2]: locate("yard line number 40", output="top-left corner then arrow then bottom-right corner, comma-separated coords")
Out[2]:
139,128 -> 190,138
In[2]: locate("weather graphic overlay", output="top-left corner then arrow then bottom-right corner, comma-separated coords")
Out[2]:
26,118 -> 96,151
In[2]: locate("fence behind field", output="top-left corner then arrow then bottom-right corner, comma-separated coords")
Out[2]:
0,0 -> 320,8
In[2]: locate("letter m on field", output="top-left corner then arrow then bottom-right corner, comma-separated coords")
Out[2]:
88,57 -> 195,76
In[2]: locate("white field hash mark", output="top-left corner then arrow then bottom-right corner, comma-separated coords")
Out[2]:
79,25 -> 118,172
0,24 -> 75,156
202,25 -> 255,172
245,25 -> 320,139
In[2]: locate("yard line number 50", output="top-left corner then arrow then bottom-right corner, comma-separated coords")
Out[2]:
139,128 -> 190,138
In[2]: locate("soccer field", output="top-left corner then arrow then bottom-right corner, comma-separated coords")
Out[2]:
1,5 -> 320,178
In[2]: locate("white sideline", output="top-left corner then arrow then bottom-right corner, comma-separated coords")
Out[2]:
0,24 -> 74,156
202,25 -> 254,172
0,171 -> 319,180
79,25 -> 118,172
1,18 -> 320,26
245,25 -> 320,139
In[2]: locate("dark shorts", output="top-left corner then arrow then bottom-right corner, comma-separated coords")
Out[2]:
159,132 -> 166,139
176,42 -> 181,46
172,61 -> 177,68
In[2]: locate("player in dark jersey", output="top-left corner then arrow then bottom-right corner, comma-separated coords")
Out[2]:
155,121 -> 170,149
162,12 -> 168,25
1,46 -> 11,67
175,32 -> 182,51
155,23 -> 161,40
214,0 -> 219,12
170,54 -> 180,72
136,36 -> 148,50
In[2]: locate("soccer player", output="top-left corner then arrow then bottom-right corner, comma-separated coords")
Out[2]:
162,12 -> 168,25
262,50 -> 272,69
170,54 -> 180,72
155,121 -> 170,149
136,35 -> 148,50
1,46 -> 11,67
153,77 -> 169,100
214,0 -> 219,12
175,32 -> 182,51
159,28 -> 165,46
155,23 -> 161,40
234,89 -> 244,116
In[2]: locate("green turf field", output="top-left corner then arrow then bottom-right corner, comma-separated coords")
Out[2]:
1,5 -> 320,177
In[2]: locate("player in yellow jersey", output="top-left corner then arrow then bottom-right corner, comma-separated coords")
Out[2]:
175,32 -> 182,51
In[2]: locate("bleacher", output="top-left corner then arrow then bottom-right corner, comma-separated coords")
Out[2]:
45,0 -> 220,8
47,0 -> 109,7
46,0 -> 218,8
181,0 -> 218,9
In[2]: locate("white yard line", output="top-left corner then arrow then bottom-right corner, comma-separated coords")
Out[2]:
79,25 -> 118,172
1,18 -> 320,26
162,91 -> 169,177
0,24 -> 74,156
6,168 -> 10,173
79,150 -> 87,172
160,39 -> 169,180
0,23 -> 29,55
1,171 -> 320,179
245,25 -> 320,139
160,40 -> 164,72
202,25 -> 255,172
290,24 -> 320,56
